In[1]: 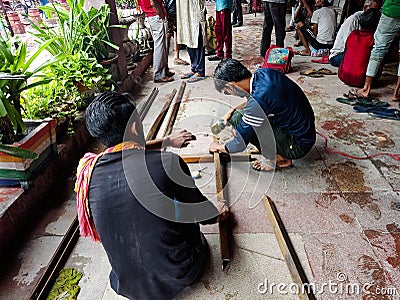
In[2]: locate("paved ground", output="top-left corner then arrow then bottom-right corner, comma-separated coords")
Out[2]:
1,5 -> 400,300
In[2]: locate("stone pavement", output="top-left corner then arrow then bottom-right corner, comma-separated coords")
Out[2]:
1,5 -> 399,300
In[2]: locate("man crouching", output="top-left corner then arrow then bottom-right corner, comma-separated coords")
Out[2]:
76,92 -> 229,299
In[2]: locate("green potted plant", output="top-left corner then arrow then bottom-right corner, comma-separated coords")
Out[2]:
0,36 -> 59,187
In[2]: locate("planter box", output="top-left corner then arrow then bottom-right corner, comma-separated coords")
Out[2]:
0,118 -> 57,188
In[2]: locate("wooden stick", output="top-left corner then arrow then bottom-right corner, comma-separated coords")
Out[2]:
263,195 -> 316,300
181,153 -> 251,163
145,88 -> 176,141
162,82 -> 186,138
213,136 -> 231,270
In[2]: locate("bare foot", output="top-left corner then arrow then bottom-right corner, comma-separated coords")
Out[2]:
251,159 -> 293,172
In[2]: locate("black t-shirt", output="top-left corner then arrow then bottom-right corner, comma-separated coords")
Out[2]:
89,149 -> 217,300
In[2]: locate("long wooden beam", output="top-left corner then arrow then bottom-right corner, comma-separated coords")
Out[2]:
181,152 -> 250,163
145,88 -> 176,141
263,195 -> 316,300
213,136 -> 232,270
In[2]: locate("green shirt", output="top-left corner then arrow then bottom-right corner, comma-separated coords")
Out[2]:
382,0 -> 400,19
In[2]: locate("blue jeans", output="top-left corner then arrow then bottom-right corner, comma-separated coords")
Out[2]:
329,53 -> 343,67
366,13 -> 400,77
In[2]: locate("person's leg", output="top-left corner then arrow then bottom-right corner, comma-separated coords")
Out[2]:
393,75 -> 400,101
188,28 -> 206,77
222,8 -> 232,58
237,0 -> 243,25
357,15 -> 400,98
147,16 -> 169,80
214,10 -> 224,58
296,22 -> 311,55
329,53 -> 343,67
260,1 -> 273,57
269,2 -> 286,47
232,0 -> 238,24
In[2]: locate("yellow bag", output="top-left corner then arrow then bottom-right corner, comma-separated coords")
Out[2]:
205,14 -> 216,54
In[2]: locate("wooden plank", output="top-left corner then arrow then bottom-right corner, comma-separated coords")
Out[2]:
181,153 -> 250,164
145,88 -> 176,141
213,136 -> 231,270
162,82 -> 186,138
262,195 -> 316,300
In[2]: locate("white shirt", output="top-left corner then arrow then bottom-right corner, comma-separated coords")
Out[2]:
311,7 -> 337,45
329,11 -> 362,59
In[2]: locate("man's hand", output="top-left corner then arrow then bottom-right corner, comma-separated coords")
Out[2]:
222,108 -> 235,125
209,142 -> 228,154
215,200 -> 230,223
164,130 -> 196,148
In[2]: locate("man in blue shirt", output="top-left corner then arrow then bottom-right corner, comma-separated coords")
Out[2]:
208,0 -> 233,61
209,59 -> 316,171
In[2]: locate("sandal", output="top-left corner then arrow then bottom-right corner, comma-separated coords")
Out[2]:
187,73 -> 206,83
317,68 -> 336,75
251,159 -> 293,172
344,88 -> 369,100
295,50 -> 310,56
181,72 -> 195,79
300,69 -> 324,78
154,76 -> 174,83
173,58 -> 189,65
372,109 -> 400,121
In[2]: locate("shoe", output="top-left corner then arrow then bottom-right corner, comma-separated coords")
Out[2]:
154,76 -> 174,83
231,22 -> 237,26
233,23 -> 242,27
208,55 -> 224,61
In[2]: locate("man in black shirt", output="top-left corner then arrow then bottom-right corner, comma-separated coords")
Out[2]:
77,92 -> 229,299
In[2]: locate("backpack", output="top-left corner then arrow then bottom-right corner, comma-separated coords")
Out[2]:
338,30 -> 374,87
262,45 -> 294,74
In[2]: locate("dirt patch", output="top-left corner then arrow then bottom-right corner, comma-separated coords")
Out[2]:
343,193 -> 381,220
339,213 -> 355,225
320,120 -> 366,143
357,255 -> 391,300
328,161 -> 372,192
386,223 -> 400,269
314,193 -> 339,208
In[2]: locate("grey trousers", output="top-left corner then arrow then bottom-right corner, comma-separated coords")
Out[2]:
147,15 -> 169,80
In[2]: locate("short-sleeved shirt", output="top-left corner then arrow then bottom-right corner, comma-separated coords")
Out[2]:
216,0 -> 233,11
89,149 -> 217,299
382,0 -> 400,19
225,68 -> 316,153
329,11 -> 362,59
311,6 -> 337,45
138,0 -> 166,17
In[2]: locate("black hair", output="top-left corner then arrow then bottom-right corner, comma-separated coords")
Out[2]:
85,92 -> 138,147
359,8 -> 381,31
213,58 -> 252,93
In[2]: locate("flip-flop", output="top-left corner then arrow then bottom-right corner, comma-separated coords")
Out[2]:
372,109 -> 400,121
344,88 -> 370,100
317,68 -> 336,75
187,74 -> 206,83
295,50 -> 310,56
174,58 -> 189,65
337,97 -> 389,107
181,72 -> 194,79
353,105 -> 387,113
300,69 -> 323,78
336,97 -> 358,105
251,160 -> 294,172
